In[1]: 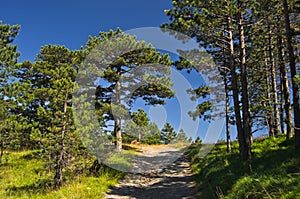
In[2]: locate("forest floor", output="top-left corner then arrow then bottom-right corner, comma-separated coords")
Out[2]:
104,145 -> 199,199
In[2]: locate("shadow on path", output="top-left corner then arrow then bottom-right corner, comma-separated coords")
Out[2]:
105,155 -> 199,199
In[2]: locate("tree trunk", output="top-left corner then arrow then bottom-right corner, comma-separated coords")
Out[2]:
114,80 -> 122,153
138,131 -> 141,143
238,9 -> 252,160
114,117 -> 122,153
283,0 -> 300,148
54,91 -> 68,189
224,72 -> 231,153
89,159 -> 103,176
264,57 -> 274,137
54,149 -> 63,189
227,14 -> 244,158
268,27 -> 280,136
279,83 -> 285,134
0,139 -> 4,165
277,33 -> 293,138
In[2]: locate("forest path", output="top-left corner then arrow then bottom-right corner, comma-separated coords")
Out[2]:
104,145 -> 199,199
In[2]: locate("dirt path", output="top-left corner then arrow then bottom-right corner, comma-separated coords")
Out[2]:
104,145 -> 199,199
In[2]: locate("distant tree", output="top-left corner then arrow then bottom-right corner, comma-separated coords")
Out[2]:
144,122 -> 161,144
161,122 -> 176,144
194,136 -> 202,145
132,108 -> 149,143
175,128 -> 189,143
122,124 -> 135,144
124,120 -> 162,145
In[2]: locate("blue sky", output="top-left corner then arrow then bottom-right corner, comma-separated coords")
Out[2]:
2,0 -> 172,62
1,0 -> 241,142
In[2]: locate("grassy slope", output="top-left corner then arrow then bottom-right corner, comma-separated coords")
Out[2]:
186,136 -> 300,199
0,150 -> 124,199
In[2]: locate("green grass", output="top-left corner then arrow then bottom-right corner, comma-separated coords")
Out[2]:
186,135 -> 300,199
0,150 -> 125,199
104,150 -> 136,171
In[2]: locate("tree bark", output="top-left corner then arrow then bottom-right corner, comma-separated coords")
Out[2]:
138,131 -> 141,143
268,27 -> 280,136
277,33 -> 293,138
224,72 -> 231,153
115,117 -> 122,153
238,7 -> 252,160
227,15 -> 244,156
0,139 -> 4,165
114,80 -> 122,153
283,0 -> 300,148
279,83 -> 285,134
54,91 -> 68,189
264,57 -> 274,137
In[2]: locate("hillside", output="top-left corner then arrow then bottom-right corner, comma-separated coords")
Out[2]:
186,136 -> 300,199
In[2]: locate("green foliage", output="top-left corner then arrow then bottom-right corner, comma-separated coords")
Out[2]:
187,86 -> 213,121
132,108 -> 149,143
124,119 -> 162,145
194,136 -> 202,145
175,128 -> 189,143
161,122 -> 177,144
142,122 -> 162,145
15,45 -> 87,188
0,20 -> 20,68
0,21 -> 21,163
2,2 -> 298,195
83,29 -> 175,150
294,75 -> 300,85
132,108 -> 149,128
163,0 -> 300,160
186,136 -> 300,199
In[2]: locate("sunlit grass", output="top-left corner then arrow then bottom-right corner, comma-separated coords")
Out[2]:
0,150 -> 124,199
186,135 -> 300,199
104,150 -> 136,171
168,141 -> 190,150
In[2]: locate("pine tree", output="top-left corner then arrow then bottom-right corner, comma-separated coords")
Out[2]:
175,128 -> 189,143
163,0 -> 252,160
132,108 -> 149,143
282,0 -> 300,149
194,136 -> 202,145
20,45 -> 84,188
161,122 -> 176,144
82,29 -> 175,152
144,122 -> 161,144
0,21 -> 20,163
